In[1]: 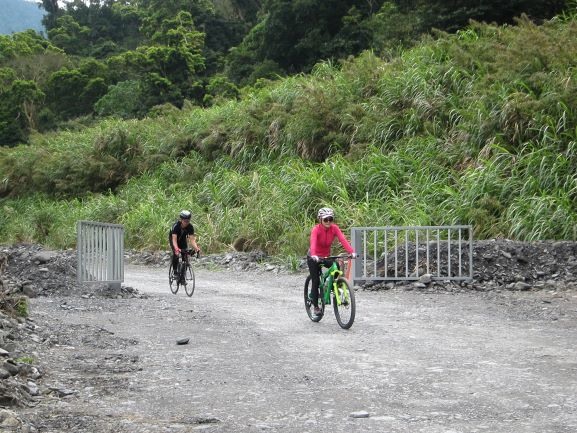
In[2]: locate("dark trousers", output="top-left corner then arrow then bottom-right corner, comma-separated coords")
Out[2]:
307,257 -> 334,307
170,243 -> 185,272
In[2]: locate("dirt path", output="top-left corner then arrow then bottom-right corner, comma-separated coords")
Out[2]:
18,264 -> 577,433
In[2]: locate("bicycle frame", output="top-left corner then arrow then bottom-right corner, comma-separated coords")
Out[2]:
169,248 -> 199,297
319,258 -> 350,306
179,249 -> 199,279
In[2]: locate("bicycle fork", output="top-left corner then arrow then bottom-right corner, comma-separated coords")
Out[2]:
330,268 -> 347,306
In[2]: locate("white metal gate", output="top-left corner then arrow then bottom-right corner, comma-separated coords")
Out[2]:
77,220 -> 124,288
350,225 -> 473,284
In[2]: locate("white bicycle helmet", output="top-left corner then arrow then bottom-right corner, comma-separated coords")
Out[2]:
317,207 -> 335,220
179,210 -> 192,219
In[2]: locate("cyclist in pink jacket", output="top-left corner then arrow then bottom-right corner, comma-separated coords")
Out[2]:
307,207 -> 355,316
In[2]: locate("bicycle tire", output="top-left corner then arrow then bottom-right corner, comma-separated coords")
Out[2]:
169,264 -> 178,294
184,263 -> 195,297
332,277 -> 355,329
304,276 -> 325,322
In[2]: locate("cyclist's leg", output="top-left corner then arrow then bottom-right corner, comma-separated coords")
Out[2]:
178,253 -> 187,283
176,241 -> 188,278
307,257 -> 321,307
169,241 -> 179,273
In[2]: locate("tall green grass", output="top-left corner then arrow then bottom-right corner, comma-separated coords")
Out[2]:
1,13 -> 577,253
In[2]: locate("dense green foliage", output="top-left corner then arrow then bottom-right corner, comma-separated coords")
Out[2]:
0,0 -> 569,145
1,13 -> 576,255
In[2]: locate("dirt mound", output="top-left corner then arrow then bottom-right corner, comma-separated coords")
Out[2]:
473,239 -> 577,287
0,244 -> 145,299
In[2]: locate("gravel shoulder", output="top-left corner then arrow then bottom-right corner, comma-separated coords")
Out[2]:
1,242 -> 577,432
6,265 -> 577,432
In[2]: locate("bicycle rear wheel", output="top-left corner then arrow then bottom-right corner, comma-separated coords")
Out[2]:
169,264 -> 178,294
184,263 -> 195,297
304,276 -> 324,322
332,277 -> 355,329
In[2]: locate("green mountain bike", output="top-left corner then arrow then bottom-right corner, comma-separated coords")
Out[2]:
304,254 -> 356,329
169,248 -> 199,297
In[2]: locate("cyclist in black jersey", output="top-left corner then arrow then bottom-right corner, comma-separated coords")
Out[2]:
169,210 -> 201,274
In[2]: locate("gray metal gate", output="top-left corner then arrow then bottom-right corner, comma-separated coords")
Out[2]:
350,225 -> 473,284
77,221 -> 124,288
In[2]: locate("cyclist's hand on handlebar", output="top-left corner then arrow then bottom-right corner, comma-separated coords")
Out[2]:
311,255 -> 319,262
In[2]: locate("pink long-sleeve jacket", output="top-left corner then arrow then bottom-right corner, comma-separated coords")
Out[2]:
309,223 -> 354,257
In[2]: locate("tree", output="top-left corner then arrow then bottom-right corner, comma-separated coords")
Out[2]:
203,74 -> 240,105
44,62 -> 108,120
0,68 -> 44,146
40,0 -> 61,30
94,79 -> 146,118
226,0 -> 389,80
139,0 -> 248,75
225,0 -> 570,84
0,30 -> 60,62
104,10 -> 206,110
225,20 -> 266,85
417,0 -> 568,33
0,31 -> 64,143
47,15 -> 91,55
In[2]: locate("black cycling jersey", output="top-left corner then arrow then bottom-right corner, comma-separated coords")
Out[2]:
169,221 -> 195,250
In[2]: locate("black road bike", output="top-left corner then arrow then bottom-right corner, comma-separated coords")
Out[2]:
169,248 -> 199,296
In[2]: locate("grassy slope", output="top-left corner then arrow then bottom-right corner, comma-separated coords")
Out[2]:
1,15 -> 576,255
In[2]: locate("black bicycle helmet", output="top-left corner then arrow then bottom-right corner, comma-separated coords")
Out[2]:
179,210 -> 192,219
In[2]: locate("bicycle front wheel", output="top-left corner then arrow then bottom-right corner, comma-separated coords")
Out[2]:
304,276 -> 324,322
184,263 -> 195,297
169,264 -> 178,294
332,277 -> 355,329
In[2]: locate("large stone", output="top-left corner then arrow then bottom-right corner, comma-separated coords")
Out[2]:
513,282 -> 531,291
2,361 -> 19,376
350,410 -> 370,418
419,273 -> 432,284
33,251 -> 57,264
22,284 -> 37,298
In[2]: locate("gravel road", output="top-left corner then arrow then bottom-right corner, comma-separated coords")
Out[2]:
14,264 -> 577,433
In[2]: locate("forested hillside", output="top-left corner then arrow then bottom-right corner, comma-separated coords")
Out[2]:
1,0 -> 568,146
0,0 -> 45,35
1,2 -> 576,256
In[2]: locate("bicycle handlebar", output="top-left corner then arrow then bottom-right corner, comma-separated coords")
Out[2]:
306,253 -> 358,260
182,248 -> 200,258
322,253 -> 358,259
